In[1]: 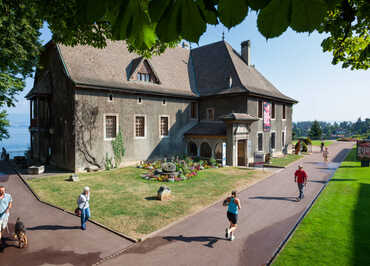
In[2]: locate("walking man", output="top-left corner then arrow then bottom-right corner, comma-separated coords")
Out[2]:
294,165 -> 308,201
223,190 -> 241,241
320,142 -> 324,152
77,186 -> 90,230
0,186 -> 12,243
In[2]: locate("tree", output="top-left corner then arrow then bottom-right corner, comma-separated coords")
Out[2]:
309,120 -> 322,140
0,0 -> 42,140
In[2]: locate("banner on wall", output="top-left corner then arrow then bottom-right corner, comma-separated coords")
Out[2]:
222,142 -> 226,167
263,102 -> 271,132
357,140 -> 370,160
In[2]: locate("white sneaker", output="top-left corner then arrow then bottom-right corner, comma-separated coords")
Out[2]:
230,234 -> 235,241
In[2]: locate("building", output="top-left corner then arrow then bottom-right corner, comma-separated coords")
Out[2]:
26,40 -> 297,172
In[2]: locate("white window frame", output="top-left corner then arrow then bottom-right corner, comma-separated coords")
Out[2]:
104,113 -> 119,141
137,96 -> 143,104
107,93 -> 113,102
134,114 -> 146,139
257,131 -> 263,152
257,99 -> 263,120
270,131 -> 276,151
159,115 -> 170,138
271,102 -> 276,120
207,108 -> 215,121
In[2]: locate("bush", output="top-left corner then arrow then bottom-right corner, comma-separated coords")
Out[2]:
301,142 -> 308,152
209,157 -> 217,166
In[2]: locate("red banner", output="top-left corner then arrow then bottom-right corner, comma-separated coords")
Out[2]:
263,102 -> 271,132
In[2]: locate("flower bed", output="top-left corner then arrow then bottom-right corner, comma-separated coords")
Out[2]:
137,156 -> 221,182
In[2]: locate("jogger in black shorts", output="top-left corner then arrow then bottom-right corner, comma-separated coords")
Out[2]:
223,191 -> 241,241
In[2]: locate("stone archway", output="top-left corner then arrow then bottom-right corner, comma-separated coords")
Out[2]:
200,142 -> 212,158
187,141 -> 197,156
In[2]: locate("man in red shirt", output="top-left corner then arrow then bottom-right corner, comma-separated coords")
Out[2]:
294,165 -> 308,201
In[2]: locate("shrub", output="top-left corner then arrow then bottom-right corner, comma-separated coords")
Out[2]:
209,157 -> 217,166
301,142 -> 308,152
295,141 -> 301,155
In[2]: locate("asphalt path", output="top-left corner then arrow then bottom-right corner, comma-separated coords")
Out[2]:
101,141 -> 354,266
0,162 -> 133,266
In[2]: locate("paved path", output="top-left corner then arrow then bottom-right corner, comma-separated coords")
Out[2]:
0,162 -> 134,266
101,141 -> 354,266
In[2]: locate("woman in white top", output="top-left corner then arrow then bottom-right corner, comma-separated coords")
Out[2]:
77,186 -> 90,230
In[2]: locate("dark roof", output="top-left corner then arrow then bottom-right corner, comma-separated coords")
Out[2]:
191,41 -> 297,103
219,113 -> 259,122
57,41 -> 198,97
184,122 -> 227,136
25,71 -> 52,99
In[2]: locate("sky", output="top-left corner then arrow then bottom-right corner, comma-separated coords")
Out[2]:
6,13 -> 370,123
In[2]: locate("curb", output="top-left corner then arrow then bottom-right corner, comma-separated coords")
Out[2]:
10,164 -> 137,244
266,145 -> 353,265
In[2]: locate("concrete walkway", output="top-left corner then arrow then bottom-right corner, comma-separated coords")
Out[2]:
100,141 -> 354,266
0,162 -> 134,266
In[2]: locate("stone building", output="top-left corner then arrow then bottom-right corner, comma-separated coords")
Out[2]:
26,40 -> 297,172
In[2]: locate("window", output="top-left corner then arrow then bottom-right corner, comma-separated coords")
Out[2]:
135,116 -> 145,137
207,108 -> 215,120
108,94 -> 113,102
190,102 -> 197,119
283,104 -> 286,119
271,132 -> 276,149
258,133 -> 263,151
105,115 -> 117,139
188,142 -> 197,156
229,76 -> 233,88
272,103 -> 275,119
137,96 -> 142,104
282,131 -> 285,147
160,116 -> 169,137
258,100 -> 263,118
137,72 -> 151,82
162,99 -> 166,105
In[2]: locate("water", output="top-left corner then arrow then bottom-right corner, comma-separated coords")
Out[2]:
1,125 -> 30,159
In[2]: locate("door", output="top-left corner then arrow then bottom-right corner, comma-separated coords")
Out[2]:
238,140 -> 246,166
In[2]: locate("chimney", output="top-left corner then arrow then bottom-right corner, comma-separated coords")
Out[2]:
241,40 -> 251,66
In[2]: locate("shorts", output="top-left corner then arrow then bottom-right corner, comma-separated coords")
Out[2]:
0,214 -> 9,230
227,211 -> 238,224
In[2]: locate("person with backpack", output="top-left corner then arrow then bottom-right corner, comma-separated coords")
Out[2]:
294,165 -> 308,201
223,190 -> 241,241
77,186 -> 90,230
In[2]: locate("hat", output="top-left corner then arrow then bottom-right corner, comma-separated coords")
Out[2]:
83,186 -> 90,192
298,165 -> 303,169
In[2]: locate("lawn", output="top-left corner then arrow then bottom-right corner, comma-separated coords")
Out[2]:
268,154 -> 303,167
273,148 -> 370,265
292,140 -> 334,147
27,166 -> 269,239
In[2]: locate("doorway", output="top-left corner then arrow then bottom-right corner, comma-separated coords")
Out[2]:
238,140 -> 247,166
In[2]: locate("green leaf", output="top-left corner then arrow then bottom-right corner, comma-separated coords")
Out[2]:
257,0 -> 291,38
149,0 -> 172,22
291,0 -> 328,33
180,0 -> 207,42
248,0 -> 272,10
218,0 -> 249,28
196,0 -> 218,25
156,1 -> 182,42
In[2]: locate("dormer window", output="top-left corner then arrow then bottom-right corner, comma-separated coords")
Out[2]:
137,72 -> 151,82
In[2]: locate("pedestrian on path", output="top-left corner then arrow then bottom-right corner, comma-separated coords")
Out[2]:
0,185 -> 12,242
77,186 -> 90,230
223,190 -> 241,241
323,147 -> 329,162
294,165 -> 308,201
320,142 -> 324,152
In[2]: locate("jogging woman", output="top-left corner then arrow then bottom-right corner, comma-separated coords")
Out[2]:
223,190 -> 241,241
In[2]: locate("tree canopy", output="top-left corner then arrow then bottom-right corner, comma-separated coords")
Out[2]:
0,0 -> 369,140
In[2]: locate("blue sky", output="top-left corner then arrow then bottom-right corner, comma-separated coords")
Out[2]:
7,14 -> 370,122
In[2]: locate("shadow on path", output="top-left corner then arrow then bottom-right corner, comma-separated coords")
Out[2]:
249,196 -> 298,202
27,225 -> 81,231
332,148 -> 352,162
163,235 -> 225,248
308,180 -> 327,184
330,178 -> 357,182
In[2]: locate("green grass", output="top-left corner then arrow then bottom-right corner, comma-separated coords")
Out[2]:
274,148 -> 370,266
27,166 -> 269,239
292,140 -> 334,147
268,154 -> 303,167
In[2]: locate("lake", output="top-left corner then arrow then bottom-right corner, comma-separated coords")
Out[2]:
1,125 -> 30,159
